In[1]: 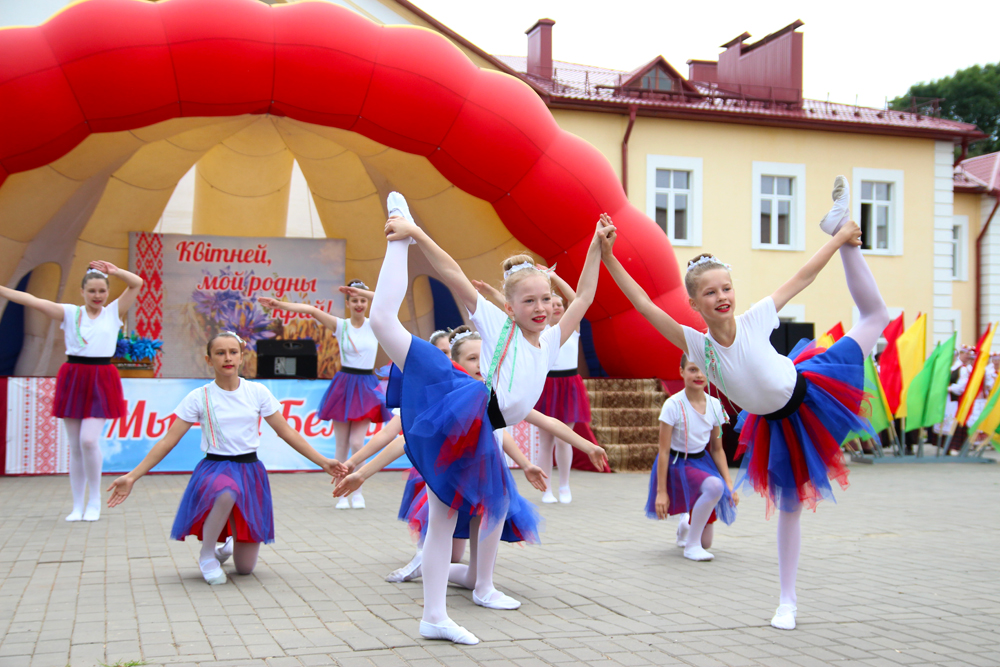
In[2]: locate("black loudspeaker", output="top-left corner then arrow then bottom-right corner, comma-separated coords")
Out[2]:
769,322 -> 815,357
256,339 -> 317,379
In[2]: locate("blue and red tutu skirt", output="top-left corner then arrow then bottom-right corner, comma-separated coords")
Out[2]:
534,370 -> 592,424
644,449 -> 736,525
734,336 -> 872,516
171,453 -> 274,544
398,468 -> 530,544
318,367 -> 392,423
53,357 -> 124,419
388,336 -> 541,543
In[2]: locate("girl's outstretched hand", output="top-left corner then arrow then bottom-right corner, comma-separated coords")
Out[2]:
89,260 -> 119,275
319,458 -> 340,477
835,220 -> 862,247
385,215 -> 418,241
587,444 -> 609,472
522,463 -> 549,492
332,472 -> 364,497
330,460 -> 354,479
106,475 -> 134,508
732,490 -> 740,506
258,296 -> 280,310
338,285 -> 362,298
655,490 -> 670,520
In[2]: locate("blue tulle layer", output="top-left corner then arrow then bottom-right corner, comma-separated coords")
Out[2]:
644,451 -> 736,525
171,458 -> 274,544
318,370 -> 392,423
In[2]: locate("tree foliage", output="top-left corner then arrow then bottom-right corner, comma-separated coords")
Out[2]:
890,63 -> 1000,156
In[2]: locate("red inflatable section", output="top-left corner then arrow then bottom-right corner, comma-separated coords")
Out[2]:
0,0 -> 701,378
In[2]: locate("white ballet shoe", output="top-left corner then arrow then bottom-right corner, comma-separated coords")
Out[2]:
419,618 -> 479,645
351,492 -> 366,509
82,503 -> 101,522
387,191 -> 413,222
215,536 -> 234,565
385,552 -> 422,583
65,508 -> 84,522
335,496 -> 351,510
683,545 -> 714,561
771,603 -> 797,630
541,490 -> 557,504
819,175 -> 850,235
199,557 -> 227,586
473,588 -> 521,610
676,518 -> 689,548
558,486 -> 572,504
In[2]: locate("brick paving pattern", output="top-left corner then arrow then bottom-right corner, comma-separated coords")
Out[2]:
2,458 -> 999,666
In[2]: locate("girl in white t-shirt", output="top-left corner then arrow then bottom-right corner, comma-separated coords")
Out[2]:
0,260 -> 143,522
106,332 -> 338,586
645,354 -> 737,562
259,281 -> 390,510
364,192 -> 608,645
602,177 -> 889,630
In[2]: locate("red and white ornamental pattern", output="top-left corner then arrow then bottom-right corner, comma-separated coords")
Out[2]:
6,378 -> 70,475
131,232 -> 164,377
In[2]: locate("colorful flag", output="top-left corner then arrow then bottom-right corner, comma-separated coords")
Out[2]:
957,324 -> 996,426
816,322 -> 845,350
894,313 -> 927,419
904,333 -> 955,431
864,355 -> 893,433
879,313 -> 905,414
970,367 -> 1000,436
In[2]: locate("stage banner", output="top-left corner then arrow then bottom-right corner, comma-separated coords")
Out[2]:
129,232 -> 346,379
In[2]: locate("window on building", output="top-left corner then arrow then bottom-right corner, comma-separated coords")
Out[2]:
640,68 -> 673,92
759,175 -> 794,247
654,169 -> 691,242
859,181 -> 893,251
951,215 -> 968,281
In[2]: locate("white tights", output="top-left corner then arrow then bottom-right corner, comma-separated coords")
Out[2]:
198,491 -> 260,575
538,426 -> 574,491
369,238 -> 413,370
686,477 -> 724,553
63,418 -> 104,515
777,504 -> 802,607
836,229 -> 890,356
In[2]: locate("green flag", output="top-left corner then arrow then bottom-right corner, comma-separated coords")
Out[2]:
904,333 -> 956,431
864,355 -> 892,435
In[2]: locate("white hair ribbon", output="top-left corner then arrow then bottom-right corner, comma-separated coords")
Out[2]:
503,261 -> 535,279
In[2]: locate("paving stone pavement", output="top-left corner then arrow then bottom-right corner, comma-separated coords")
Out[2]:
2,457 -> 1000,667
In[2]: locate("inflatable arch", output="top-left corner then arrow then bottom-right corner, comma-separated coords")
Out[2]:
0,0 -> 701,378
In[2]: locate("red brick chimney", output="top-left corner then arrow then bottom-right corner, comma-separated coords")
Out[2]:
526,18 -> 555,80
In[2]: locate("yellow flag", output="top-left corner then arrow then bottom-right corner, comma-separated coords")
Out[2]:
957,323 -> 996,425
894,313 -> 927,419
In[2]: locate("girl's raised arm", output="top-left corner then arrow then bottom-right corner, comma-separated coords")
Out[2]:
558,216 -> 611,346
385,216 -> 479,314
90,261 -> 143,315
770,221 -> 861,312
471,280 -> 505,309
599,221 -> 687,354
107,418 -> 193,507
0,284 -> 65,321
547,269 -> 576,305
259,297 -> 339,332
338,285 -> 375,302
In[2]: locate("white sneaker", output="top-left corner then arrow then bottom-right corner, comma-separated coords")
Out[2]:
65,509 -> 84,522
473,588 -> 521,610
419,618 -> 479,645
558,486 -> 572,504
335,496 -> 351,510
200,557 -> 227,586
819,175 -> 850,235
351,492 -> 366,509
676,515 -> 690,548
541,490 -> 557,504
82,503 -> 101,522
215,536 -> 234,565
385,552 -> 422,583
771,604 -> 797,630
387,191 -> 414,224
683,545 -> 714,561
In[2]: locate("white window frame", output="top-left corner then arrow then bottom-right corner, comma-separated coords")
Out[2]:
853,168 -> 904,256
951,215 -> 968,281
751,162 -> 806,251
646,155 -> 703,246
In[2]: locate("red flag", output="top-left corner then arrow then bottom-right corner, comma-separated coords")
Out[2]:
879,313 -> 905,414
827,322 -> 845,342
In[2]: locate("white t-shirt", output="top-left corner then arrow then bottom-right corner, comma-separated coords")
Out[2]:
682,296 -> 797,416
336,317 -> 378,369
552,329 -> 580,372
658,391 -> 725,455
174,379 -> 282,455
60,300 -> 122,357
469,294 -> 561,425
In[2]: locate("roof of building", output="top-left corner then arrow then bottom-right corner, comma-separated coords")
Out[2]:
956,152 -> 1000,193
495,55 -> 985,142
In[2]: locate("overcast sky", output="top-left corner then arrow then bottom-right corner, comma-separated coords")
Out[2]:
417,0 -> 996,110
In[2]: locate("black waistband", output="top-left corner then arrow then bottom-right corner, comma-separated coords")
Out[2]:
671,449 -> 707,460
547,368 -> 580,378
66,356 -> 112,366
339,366 -> 374,375
487,389 -> 507,430
205,452 -> 259,463
762,372 -> 808,422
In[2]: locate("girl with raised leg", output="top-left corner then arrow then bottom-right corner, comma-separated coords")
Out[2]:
0,261 -> 142,522
646,353 -> 737,561
106,332 -> 339,585
259,281 -> 391,509
368,191 -> 607,644
602,176 -> 888,630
